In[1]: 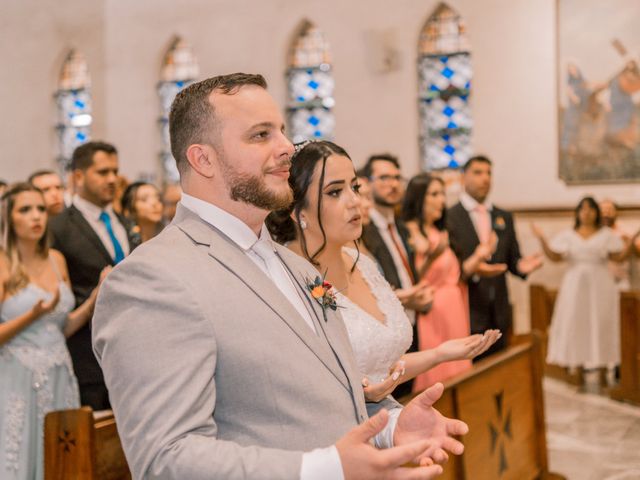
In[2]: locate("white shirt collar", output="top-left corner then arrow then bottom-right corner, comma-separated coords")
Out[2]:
369,207 -> 394,230
460,191 -> 493,212
180,193 -> 271,252
73,194 -> 114,220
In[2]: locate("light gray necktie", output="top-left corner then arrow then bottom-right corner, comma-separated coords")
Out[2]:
251,237 -> 317,334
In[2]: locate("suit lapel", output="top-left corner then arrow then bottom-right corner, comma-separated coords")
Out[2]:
68,206 -> 114,265
457,204 -> 481,246
178,213 -> 351,392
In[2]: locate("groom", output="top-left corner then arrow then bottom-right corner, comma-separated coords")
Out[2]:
92,73 -> 467,479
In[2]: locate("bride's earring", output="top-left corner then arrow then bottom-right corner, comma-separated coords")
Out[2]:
299,219 -> 308,230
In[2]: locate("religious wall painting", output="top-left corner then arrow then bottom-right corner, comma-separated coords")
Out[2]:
286,20 -> 335,144
418,3 -> 472,175
558,0 -> 640,184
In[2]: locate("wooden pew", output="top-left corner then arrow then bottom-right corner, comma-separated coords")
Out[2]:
44,407 -> 131,480
610,291 -> 640,405
400,334 -> 564,480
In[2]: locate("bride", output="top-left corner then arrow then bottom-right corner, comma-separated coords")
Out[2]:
267,141 -> 500,402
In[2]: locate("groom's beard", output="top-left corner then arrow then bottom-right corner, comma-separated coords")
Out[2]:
220,155 -> 293,211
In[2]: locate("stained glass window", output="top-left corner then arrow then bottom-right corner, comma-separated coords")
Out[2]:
157,37 -> 199,183
286,22 -> 335,143
55,50 -> 92,173
418,3 -> 472,170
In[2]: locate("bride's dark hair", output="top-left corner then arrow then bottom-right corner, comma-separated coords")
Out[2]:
266,140 -> 359,269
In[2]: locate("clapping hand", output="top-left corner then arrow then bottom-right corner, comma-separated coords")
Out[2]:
394,383 -> 468,465
474,262 -> 508,277
435,330 -> 502,362
336,409 -> 444,479
517,253 -> 543,275
362,361 -> 406,402
32,287 -> 61,318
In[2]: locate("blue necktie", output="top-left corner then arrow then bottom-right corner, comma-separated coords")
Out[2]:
99,211 -> 125,264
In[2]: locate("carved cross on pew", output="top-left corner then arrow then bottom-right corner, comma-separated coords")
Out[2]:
488,390 -> 513,476
58,429 -> 76,453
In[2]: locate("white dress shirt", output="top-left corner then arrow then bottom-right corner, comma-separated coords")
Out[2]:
459,191 -> 493,239
180,194 -> 401,480
73,194 -> 130,259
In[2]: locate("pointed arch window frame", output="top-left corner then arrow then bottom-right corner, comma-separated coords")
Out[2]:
157,36 -> 199,184
54,49 -> 92,174
285,21 -> 336,144
418,3 -> 473,171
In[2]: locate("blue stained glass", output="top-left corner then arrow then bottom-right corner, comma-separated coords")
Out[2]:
314,130 -> 322,137
460,95 -> 468,102
440,56 -> 448,63
308,116 -> 320,126
465,81 -> 471,89
76,131 -> 87,141
447,121 -> 457,129
74,100 -> 85,108
308,80 -> 319,89
443,106 -> 454,117
430,85 -> 440,92
444,145 -> 455,155
441,67 -> 454,78
448,160 -> 459,168
297,96 -> 305,102
176,81 -> 184,88
442,134 -> 450,141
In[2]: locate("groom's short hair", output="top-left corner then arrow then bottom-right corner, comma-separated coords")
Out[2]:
169,73 -> 268,177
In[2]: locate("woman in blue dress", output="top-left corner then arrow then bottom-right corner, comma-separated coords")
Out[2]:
0,183 -> 106,479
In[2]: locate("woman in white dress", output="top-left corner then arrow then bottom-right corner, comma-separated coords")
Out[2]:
532,196 -> 638,384
267,141 -> 500,402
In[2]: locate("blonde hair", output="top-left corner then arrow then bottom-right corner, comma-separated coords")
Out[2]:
1,183 -> 49,295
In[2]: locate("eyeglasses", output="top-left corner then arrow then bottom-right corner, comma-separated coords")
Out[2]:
370,175 -> 405,184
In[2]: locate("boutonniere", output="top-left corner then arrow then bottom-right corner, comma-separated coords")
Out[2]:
494,216 -> 506,231
305,274 -> 340,315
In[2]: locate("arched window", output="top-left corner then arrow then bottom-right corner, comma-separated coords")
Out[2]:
157,37 -> 199,183
418,3 -> 472,170
55,50 -> 92,173
286,21 -> 335,144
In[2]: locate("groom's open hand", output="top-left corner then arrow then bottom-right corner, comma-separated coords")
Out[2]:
336,409 -> 444,479
394,383 -> 468,465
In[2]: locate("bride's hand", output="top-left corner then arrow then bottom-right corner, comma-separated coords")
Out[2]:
362,361 -> 406,402
434,330 -> 502,362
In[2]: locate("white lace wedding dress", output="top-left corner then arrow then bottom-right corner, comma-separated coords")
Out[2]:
337,248 -> 413,383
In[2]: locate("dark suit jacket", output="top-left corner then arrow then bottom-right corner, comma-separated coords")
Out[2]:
361,221 -> 418,289
49,205 -> 138,387
446,202 -> 525,340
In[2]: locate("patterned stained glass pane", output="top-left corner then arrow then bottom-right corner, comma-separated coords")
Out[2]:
418,4 -> 472,171
287,67 -> 335,105
418,3 -> 470,56
421,132 -> 472,170
420,96 -> 472,133
287,107 -> 335,144
418,54 -> 472,99
287,22 -> 335,142
55,50 -> 92,173
157,37 -> 198,183
288,22 -> 332,68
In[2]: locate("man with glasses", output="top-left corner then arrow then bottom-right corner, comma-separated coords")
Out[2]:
360,153 -> 434,397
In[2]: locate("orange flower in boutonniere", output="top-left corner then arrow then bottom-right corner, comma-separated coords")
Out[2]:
305,274 -> 340,316
494,216 -> 506,231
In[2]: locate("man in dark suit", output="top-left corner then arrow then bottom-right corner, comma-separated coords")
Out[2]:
50,141 -> 138,409
447,155 -> 542,360
360,154 -> 434,396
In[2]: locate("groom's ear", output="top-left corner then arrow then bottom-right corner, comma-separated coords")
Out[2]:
185,143 -> 216,179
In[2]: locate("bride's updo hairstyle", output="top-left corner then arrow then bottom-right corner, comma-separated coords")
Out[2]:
267,140 -> 359,268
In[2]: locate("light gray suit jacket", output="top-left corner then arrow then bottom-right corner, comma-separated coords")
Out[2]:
92,205 -> 379,479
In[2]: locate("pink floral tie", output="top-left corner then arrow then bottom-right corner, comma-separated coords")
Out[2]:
475,204 -> 492,244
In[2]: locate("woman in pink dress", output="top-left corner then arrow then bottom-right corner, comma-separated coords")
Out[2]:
403,173 -> 498,391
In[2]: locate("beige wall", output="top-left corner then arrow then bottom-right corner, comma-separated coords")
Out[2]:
1,0 -> 639,205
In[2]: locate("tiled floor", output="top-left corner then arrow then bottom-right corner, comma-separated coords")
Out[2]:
545,378 -> 640,480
